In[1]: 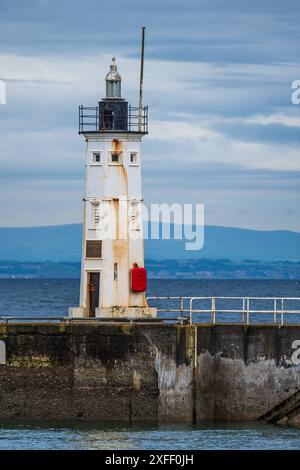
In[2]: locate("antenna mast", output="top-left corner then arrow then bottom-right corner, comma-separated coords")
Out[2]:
138,27 -> 146,132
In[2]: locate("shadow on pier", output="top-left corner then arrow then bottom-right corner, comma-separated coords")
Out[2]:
259,390 -> 300,426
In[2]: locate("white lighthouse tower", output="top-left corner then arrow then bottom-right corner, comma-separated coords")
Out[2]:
69,51 -> 156,319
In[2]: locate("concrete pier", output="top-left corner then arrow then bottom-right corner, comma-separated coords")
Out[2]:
0,322 -> 300,426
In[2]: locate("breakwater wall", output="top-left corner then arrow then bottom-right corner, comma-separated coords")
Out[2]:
0,322 -> 300,426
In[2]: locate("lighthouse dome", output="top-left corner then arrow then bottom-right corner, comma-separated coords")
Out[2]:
105,57 -> 122,98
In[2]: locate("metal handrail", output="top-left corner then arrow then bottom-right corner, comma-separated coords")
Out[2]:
146,296 -> 191,324
79,105 -> 148,134
0,316 -> 66,323
2,296 -> 300,325
146,296 -> 300,325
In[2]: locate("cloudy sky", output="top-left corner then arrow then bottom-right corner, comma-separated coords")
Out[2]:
0,0 -> 299,230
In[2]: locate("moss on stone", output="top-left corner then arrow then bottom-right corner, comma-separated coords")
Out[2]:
121,324 -> 134,335
0,325 -> 8,337
58,323 -> 67,334
7,355 -> 54,368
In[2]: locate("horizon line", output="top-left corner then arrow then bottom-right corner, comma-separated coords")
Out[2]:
0,223 -> 299,235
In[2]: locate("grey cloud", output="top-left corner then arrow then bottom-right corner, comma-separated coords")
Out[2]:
0,0 -> 299,64
0,0 -> 299,230
213,122 -> 300,145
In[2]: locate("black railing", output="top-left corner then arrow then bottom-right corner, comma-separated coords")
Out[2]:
79,105 -> 148,134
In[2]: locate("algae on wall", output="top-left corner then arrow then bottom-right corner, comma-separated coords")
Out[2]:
0,322 -> 300,425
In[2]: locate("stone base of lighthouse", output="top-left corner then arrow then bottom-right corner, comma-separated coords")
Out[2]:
68,306 -> 157,320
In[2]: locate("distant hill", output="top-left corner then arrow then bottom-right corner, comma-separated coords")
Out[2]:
0,224 -> 83,262
0,223 -> 299,262
0,259 -> 299,279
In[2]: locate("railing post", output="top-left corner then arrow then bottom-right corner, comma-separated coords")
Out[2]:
274,299 -> 277,324
190,298 -> 193,325
180,297 -> 184,325
281,299 -> 284,326
211,297 -> 216,324
246,298 -> 250,325
242,298 -> 245,323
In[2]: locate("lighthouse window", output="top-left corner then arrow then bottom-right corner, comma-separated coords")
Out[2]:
91,152 -> 101,165
101,108 -> 114,130
130,152 -> 139,166
109,152 -> 122,165
106,82 -> 114,97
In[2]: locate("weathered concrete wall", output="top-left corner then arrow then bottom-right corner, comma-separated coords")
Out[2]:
0,323 -> 300,425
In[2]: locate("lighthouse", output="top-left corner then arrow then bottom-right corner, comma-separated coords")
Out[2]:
69,48 -> 156,319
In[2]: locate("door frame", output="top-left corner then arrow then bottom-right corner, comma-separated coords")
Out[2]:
87,271 -> 101,317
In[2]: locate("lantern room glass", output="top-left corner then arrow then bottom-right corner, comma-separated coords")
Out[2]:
106,80 -> 121,98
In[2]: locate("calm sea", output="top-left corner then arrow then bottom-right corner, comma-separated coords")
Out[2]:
0,279 -> 300,450
0,278 -> 299,322
0,421 -> 299,450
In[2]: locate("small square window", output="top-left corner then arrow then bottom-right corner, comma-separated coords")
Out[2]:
110,152 -> 122,165
130,152 -> 139,165
111,153 -> 119,163
92,152 -> 101,164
